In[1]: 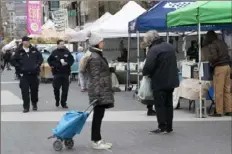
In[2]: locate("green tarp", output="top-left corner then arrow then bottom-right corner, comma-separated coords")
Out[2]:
167,1 -> 232,27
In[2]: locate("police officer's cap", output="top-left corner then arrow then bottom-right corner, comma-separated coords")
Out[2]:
22,36 -> 32,42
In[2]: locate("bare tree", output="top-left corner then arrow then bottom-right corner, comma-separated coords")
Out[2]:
0,0 -> 3,39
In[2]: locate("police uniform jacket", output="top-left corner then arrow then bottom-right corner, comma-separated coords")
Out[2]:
11,45 -> 43,75
47,47 -> 74,76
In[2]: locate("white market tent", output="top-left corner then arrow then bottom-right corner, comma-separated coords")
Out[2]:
42,19 -> 55,29
29,20 -> 76,39
1,39 -> 17,52
68,12 -> 113,42
74,22 -> 93,31
91,1 -> 146,38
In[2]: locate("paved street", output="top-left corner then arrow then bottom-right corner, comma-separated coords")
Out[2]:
1,70 -> 232,154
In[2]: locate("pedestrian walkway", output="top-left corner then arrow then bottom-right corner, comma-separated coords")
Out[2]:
1,90 -> 231,122
2,110 -> 231,122
1,81 -> 19,84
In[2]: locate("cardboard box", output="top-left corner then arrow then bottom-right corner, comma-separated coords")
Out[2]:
40,63 -> 53,79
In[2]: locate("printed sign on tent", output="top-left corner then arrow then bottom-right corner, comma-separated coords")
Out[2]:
163,2 -> 193,9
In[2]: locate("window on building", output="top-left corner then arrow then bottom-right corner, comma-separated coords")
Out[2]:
48,1 -> 60,11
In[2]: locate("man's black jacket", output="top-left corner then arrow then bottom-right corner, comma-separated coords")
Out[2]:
11,45 -> 43,75
143,38 -> 179,91
47,47 -> 74,76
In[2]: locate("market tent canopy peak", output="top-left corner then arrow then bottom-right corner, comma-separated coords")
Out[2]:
129,1 -> 194,33
68,12 -> 112,42
91,1 -> 146,38
167,1 -> 232,27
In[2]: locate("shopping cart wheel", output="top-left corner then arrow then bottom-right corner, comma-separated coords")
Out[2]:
53,139 -> 63,151
64,139 -> 74,149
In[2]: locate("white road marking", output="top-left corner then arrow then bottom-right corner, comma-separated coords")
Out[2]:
1,111 -> 231,122
1,90 -> 23,105
1,81 -> 19,84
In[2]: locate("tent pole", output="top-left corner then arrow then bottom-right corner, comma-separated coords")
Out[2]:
136,31 -> 140,89
197,15 -> 203,118
166,30 -> 169,43
182,34 -> 187,60
126,33 -> 131,91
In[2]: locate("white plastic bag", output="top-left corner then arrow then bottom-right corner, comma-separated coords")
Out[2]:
116,63 -> 126,71
173,87 -> 180,109
138,76 -> 153,100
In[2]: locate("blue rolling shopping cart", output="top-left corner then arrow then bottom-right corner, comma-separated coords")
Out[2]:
48,100 -> 97,151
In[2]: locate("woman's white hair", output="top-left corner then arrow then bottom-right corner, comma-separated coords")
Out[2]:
143,30 -> 160,47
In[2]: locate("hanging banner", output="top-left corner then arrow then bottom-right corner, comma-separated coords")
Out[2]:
26,0 -> 42,34
52,9 -> 68,32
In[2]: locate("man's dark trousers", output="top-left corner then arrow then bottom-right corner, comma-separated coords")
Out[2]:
153,89 -> 174,131
52,75 -> 69,106
20,74 -> 39,110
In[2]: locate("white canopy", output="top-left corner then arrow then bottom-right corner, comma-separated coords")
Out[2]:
29,20 -> 76,39
41,19 -> 55,30
91,1 -> 146,38
68,12 -> 113,42
1,39 -> 17,52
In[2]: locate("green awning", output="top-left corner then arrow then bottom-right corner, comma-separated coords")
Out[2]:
167,1 -> 232,27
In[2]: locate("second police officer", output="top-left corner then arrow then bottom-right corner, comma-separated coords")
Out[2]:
47,40 -> 74,108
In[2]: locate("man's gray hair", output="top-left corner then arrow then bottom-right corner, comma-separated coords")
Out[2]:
143,30 -> 160,47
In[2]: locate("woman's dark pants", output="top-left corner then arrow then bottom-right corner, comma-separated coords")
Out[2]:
91,105 -> 105,142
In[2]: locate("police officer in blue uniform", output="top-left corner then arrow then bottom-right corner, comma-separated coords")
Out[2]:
11,36 -> 43,113
47,40 -> 74,108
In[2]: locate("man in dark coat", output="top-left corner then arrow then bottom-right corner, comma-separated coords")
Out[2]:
142,30 -> 179,134
187,40 -> 199,62
11,36 -> 43,113
3,49 -> 12,70
47,40 -> 74,108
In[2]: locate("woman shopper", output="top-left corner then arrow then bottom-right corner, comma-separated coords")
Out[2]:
86,33 -> 114,150
205,30 -> 232,116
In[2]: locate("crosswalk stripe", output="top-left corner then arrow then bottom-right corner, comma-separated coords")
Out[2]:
1,111 -> 231,122
1,90 -> 23,105
1,81 -> 19,84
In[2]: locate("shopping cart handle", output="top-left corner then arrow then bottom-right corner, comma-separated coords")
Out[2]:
91,99 -> 98,106
84,99 -> 98,113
